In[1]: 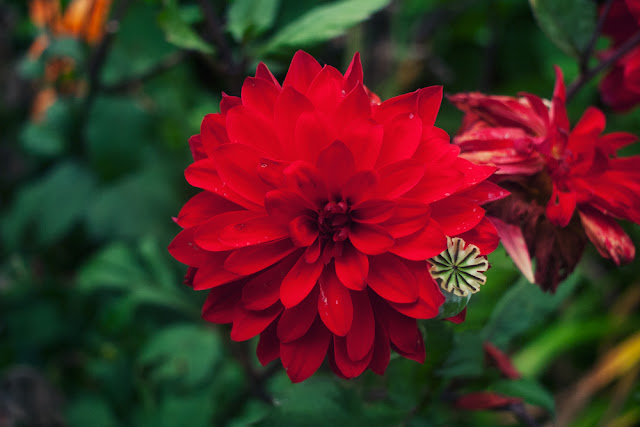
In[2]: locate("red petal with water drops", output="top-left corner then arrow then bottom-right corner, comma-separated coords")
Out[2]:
318,267 -> 354,336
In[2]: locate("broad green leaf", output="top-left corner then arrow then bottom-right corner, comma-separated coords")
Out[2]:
85,159 -> 181,241
482,273 -> 581,348
437,331 -> 484,378
260,0 -> 391,55
67,396 -> 119,427
138,324 -> 223,388
102,2 -> 176,84
77,237 -> 196,325
158,4 -> 214,54
491,378 -> 556,414
529,0 -> 597,57
513,317 -> 626,377
227,0 -> 280,42
1,162 -> 96,248
85,96 -> 149,181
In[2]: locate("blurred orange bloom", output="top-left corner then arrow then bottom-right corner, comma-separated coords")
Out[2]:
29,0 -> 112,46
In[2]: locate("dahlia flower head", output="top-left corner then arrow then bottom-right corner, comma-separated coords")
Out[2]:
599,0 -> 640,111
450,67 -> 640,291
169,51 -> 504,382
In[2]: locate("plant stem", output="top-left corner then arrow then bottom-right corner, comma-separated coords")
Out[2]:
579,0 -> 613,74
566,29 -> 640,102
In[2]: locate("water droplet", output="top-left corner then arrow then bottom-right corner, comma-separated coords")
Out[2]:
260,163 -> 268,168
409,113 -> 415,119
444,192 -> 451,196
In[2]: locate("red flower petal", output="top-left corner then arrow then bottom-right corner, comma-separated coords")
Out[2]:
220,93 -> 241,114
375,159 -> 425,199
280,317 -> 331,383
176,191 -> 243,228
579,206 -> 635,264
346,290 -> 375,360
279,255 -> 324,308
168,227 -> 210,267
334,85 -> 374,133
184,159 -> 258,209
307,65 -> 345,112
490,217 -> 535,283
369,319 -> 390,375
257,323 -> 280,366
457,181 -> 510,205
242,253 -> 299,310
376,299 -> 424,360
213,143 -> 274,206
546,184 -> 577,227
318,267 -> 354,336
417,86 -> 444,128
240,76 -> 280,119
192,255 -> 241,290
342,170 -> 379,206
455,392 -> 522,410
274,86 -> 315,155
483,342 -> 521,380
288,215 -> 319,247
333,335 -> 373,378
390,262 -> 443,319
343,52 -> 363,93
200,113 -> 229,157
349,222 -> 395,255
188,134 -> 206,161
367,253 -> 418,303
195,210 -> 261,251
202,283 -> 242,324
351,199 -> 396,224
446,307 -> 467,324
264,190 -> 310,223
255,62 -> 281,88
337,118 -> 383,170
277,286 -> 319,343
219,215 -> 289,248
230,302 -> 283,342
294,111 -> 334,164
224,239 -> 297,275
282,50 -> 322,95
390,220 -> 447,261
430,196 -> 485,236
316,140 -> 356,193
376,113 -> 423,168
335,243 -> 369,290
380,199 -> 431,238
283,161 -> 328,209
456,216 -> 501,255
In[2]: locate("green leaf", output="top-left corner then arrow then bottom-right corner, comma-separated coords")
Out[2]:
227,0 -> 280,42
529,0 -> 597,57
85,159 -> 181,241
482,274 -> 581,348
20,99 -> 74,157
1,162 -> 96,248
67,396 -> 120,427
138,324 -> 223,388
260,0 -> 391,55
437,331 -> 484,378
85,96 -> 149,181
158,3 -> 214,54
77,237 -> 196,326
491,378 -> 555,414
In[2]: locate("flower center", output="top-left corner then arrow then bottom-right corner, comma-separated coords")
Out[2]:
317,201 -> 350,242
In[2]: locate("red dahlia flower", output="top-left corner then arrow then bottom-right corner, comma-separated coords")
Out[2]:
169,51 -> 503,382
450,67 -> 640,291
599,0 -> 640,111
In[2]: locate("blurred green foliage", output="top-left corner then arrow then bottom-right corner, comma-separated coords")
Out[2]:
1,0 -> 640,426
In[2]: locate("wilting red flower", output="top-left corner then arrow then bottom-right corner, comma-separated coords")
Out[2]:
483,342 -> 521,380
169,51 -> 502,382
454,392 -> 522,411
599,0 -> 640,111
450,67 -> 640,291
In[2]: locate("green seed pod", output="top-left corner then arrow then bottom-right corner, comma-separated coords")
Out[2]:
428,236 -> 489,297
